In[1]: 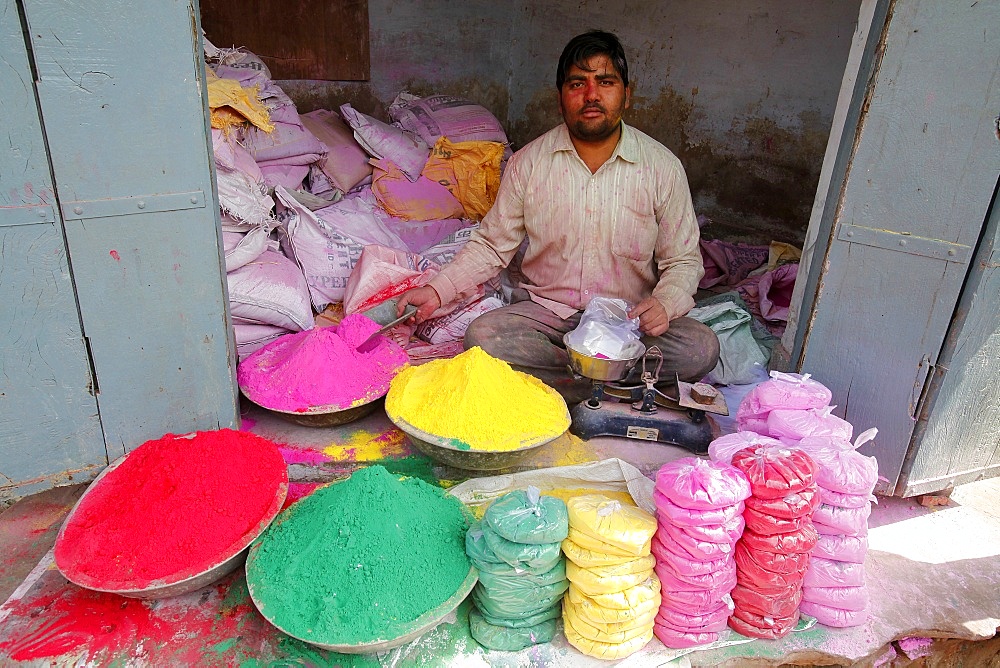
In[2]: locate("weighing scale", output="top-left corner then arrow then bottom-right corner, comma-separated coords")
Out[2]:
565,342 -> 729,455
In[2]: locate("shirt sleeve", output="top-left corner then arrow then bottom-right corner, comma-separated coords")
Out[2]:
427,152 -> 529,306
652,160 -> 704,321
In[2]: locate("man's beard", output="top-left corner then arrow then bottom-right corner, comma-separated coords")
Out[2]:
569,105 -> 621,141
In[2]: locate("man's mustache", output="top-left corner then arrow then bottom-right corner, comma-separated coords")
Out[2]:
581,104 -> 606,113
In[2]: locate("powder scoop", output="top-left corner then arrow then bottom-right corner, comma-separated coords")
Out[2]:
356,304 -> 417,353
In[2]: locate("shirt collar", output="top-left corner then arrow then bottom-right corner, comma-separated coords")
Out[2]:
552,121 -> 639,164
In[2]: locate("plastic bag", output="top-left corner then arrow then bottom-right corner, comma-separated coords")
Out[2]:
767,406 -> 853,444
744,487 -> 820,519
478,559 -> 566,592
563,612 -> 654,660
339,103 -> 429,181
819,486 -> 877,509
801,584 -> 869,611
740,525 -> 818,555
370,157 -> 465,221
798,429 -> 880,495
734,540 -> 811,575
568,584 -> 660,624
466,522 -> 505,566
651,538 -> 732,578
813,533 -> 868,564
734,547 -> 808,591
737,371 -> 833,429
566,560 -> 653,596
226,249 -> 314,332
562,538 -> 641,568
568,575 -> 661,611
567,494 -> 657,556
421,137 -> 504,221
563,298 -> 642,360
654,624 -> 719,649
482,522 -> 563,572
743,506 -> 811,536
565,597 -> 656,633
655,598 -> 733,633
469,607 -> 556,651
812,503 -> 872,536
471,580 -> 567,619
572,554 -> 655,579
299,109 -> 373,192
799,600 -> 869,628
672,514 -> 745,545
804,557 -> 866,588
708,431 -> 785,466
686,300 -> 771,385
730,582 -> 802,618
654,489 -> 744,526
567,527 -> 651,558
654,524 -> 733,562
484,487 -> 569,545
654,457 -> 752,510
563,600 -> 654,644
731,445 -> 817,499
729,607 -> 799,639
814,516 -> 867,538
655,558 -> 737,591
660,590 -> 734,616
480,604 -> 560,629
388,92 -> 509,146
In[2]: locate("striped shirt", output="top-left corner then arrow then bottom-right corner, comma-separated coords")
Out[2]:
428,122 -> 704,320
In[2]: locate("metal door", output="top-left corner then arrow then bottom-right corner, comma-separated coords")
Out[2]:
0,0 -> 106,499
792,0 -> 1000,492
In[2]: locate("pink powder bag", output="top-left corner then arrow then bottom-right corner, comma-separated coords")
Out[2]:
655,559 -> 737,592
804,557 -> 866,588
745,487 -> 820,519
799,600 -> 869,628
651,537 -> 732,578
655,457 -> 752,510
812,503 -> 872,536
801,584 -> 870,611
731,445 -> 818,499
743,506 -> 812,536
708,431 -> 785,465
767,406 -> 854,443
654,624 -> 720,649
654,488 -> 744,527
655,601 -> 732,634
660,589 -> 734,616
674,515 -> 746,545
819,486 -> 876,509
656,522 -> 735,561
813,533 -> 868,564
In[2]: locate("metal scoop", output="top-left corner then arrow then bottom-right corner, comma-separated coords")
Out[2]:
355,305 -> 417,353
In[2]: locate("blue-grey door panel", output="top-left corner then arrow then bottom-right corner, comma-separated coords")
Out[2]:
20,0 -> 239,452
0,0 -> 106,497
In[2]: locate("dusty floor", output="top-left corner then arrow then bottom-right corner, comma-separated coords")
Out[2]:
0,400 -> 998,666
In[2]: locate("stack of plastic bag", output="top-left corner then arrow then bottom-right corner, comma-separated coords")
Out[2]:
561,494 -> 659,659
728,444 -> 819,639
652,458 -> 751,649
794,428 -> 879,627
736,371 -> 834,437
465,488 -> 569,651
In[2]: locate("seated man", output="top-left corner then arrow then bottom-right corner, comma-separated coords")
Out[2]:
398,30 -> 719,404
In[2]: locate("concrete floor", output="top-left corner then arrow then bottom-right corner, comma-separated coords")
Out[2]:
1,401 -> 998,666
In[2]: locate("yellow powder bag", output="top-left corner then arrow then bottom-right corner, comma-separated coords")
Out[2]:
420,137 -> 503,221
567,584 -> 660,624
566,527 -> 650,558
205,70 -> 274,133
567,494 -> 657,555
562,538 -> 640,568
566,560 -> 654,597
563,599 -> 655,644
563,611 -> 654,660
385,347 -> 570,451
574,554 -> 655,578
568,574 -> 661,611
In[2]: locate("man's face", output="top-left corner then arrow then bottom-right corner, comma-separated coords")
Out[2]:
558,54 -> 632,143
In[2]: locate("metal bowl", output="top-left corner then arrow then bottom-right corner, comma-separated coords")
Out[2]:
246,544 -> 478,653
55,446 -> 288,599
240,390 -> 384,428
389,413 -> 569,472
563,334 -> 646,382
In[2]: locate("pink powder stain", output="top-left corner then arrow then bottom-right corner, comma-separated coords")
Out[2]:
237,313 -> 409,412
283,482 -> 323,509
109,250 -> 120,261
239,417 -> 256,431
276,444 -> 330,466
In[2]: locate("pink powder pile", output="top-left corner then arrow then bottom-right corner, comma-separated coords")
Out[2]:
237,313 -> 409,412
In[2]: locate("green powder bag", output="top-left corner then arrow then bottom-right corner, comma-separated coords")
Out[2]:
484,488 -> 569,545
246,465 -> 471,646
480,603 -> 561,629
482,521 -> 562,571
471,579 -> 568,619
469,607 -> 558,651
477,559 -> 566,591
466,522 -> 505,565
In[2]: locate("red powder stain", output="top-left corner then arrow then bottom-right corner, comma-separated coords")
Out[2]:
240,416 -> 257,431
55,430 -> 287,590
283,482 -> 323,509
172,263 -> 181,271
109,250 -> 120,261
276,444 -> 330,467
356,276 -> 422,313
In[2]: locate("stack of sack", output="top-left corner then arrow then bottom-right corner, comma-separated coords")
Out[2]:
465,488 -> 568,651
562,495 -> 659,660
727,444 -> 819,639
652,458 -> 751,648
202,40 -> 513,360
795,428 -> 879,627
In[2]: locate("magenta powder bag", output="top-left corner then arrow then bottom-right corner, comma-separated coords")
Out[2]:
655,457 -> 751,510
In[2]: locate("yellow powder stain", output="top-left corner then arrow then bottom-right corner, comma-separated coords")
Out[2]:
385,347 -> 570,452
323,428 -> 410,462
532,431 -> 601,468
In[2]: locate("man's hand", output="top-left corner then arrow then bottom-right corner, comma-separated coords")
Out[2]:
629,297 -> 670,337
396,286 -> 442,324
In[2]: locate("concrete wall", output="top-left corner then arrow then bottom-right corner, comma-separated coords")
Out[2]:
272,0 -> 863,244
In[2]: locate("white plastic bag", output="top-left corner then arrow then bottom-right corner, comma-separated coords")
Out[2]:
564,297 -> 641,359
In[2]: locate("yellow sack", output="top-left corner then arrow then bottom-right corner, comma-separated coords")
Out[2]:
562,538 -> 642,568
563,611 -> 654,660
567,580 -> 661,619
563,599 -> 655,644
580,554 -> 655,578
421,137 -> 503,221
567,494 -> 657,556
566,559 -> 654,597
568,586 -> 659,625
205,70 -> 273,133
567,527 -> 650,558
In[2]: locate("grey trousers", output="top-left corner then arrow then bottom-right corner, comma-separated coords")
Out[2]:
464,297 -> 721,405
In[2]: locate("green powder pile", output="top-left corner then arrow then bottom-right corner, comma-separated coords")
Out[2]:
247,465 -> 471,645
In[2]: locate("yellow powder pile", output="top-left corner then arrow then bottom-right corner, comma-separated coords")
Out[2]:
385,346 -> 570,452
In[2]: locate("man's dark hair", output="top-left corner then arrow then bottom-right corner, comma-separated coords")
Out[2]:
556,30 -> 629,90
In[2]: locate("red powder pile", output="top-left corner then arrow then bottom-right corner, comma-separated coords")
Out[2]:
237,313 -> 409,412
55,429 -> 287,590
